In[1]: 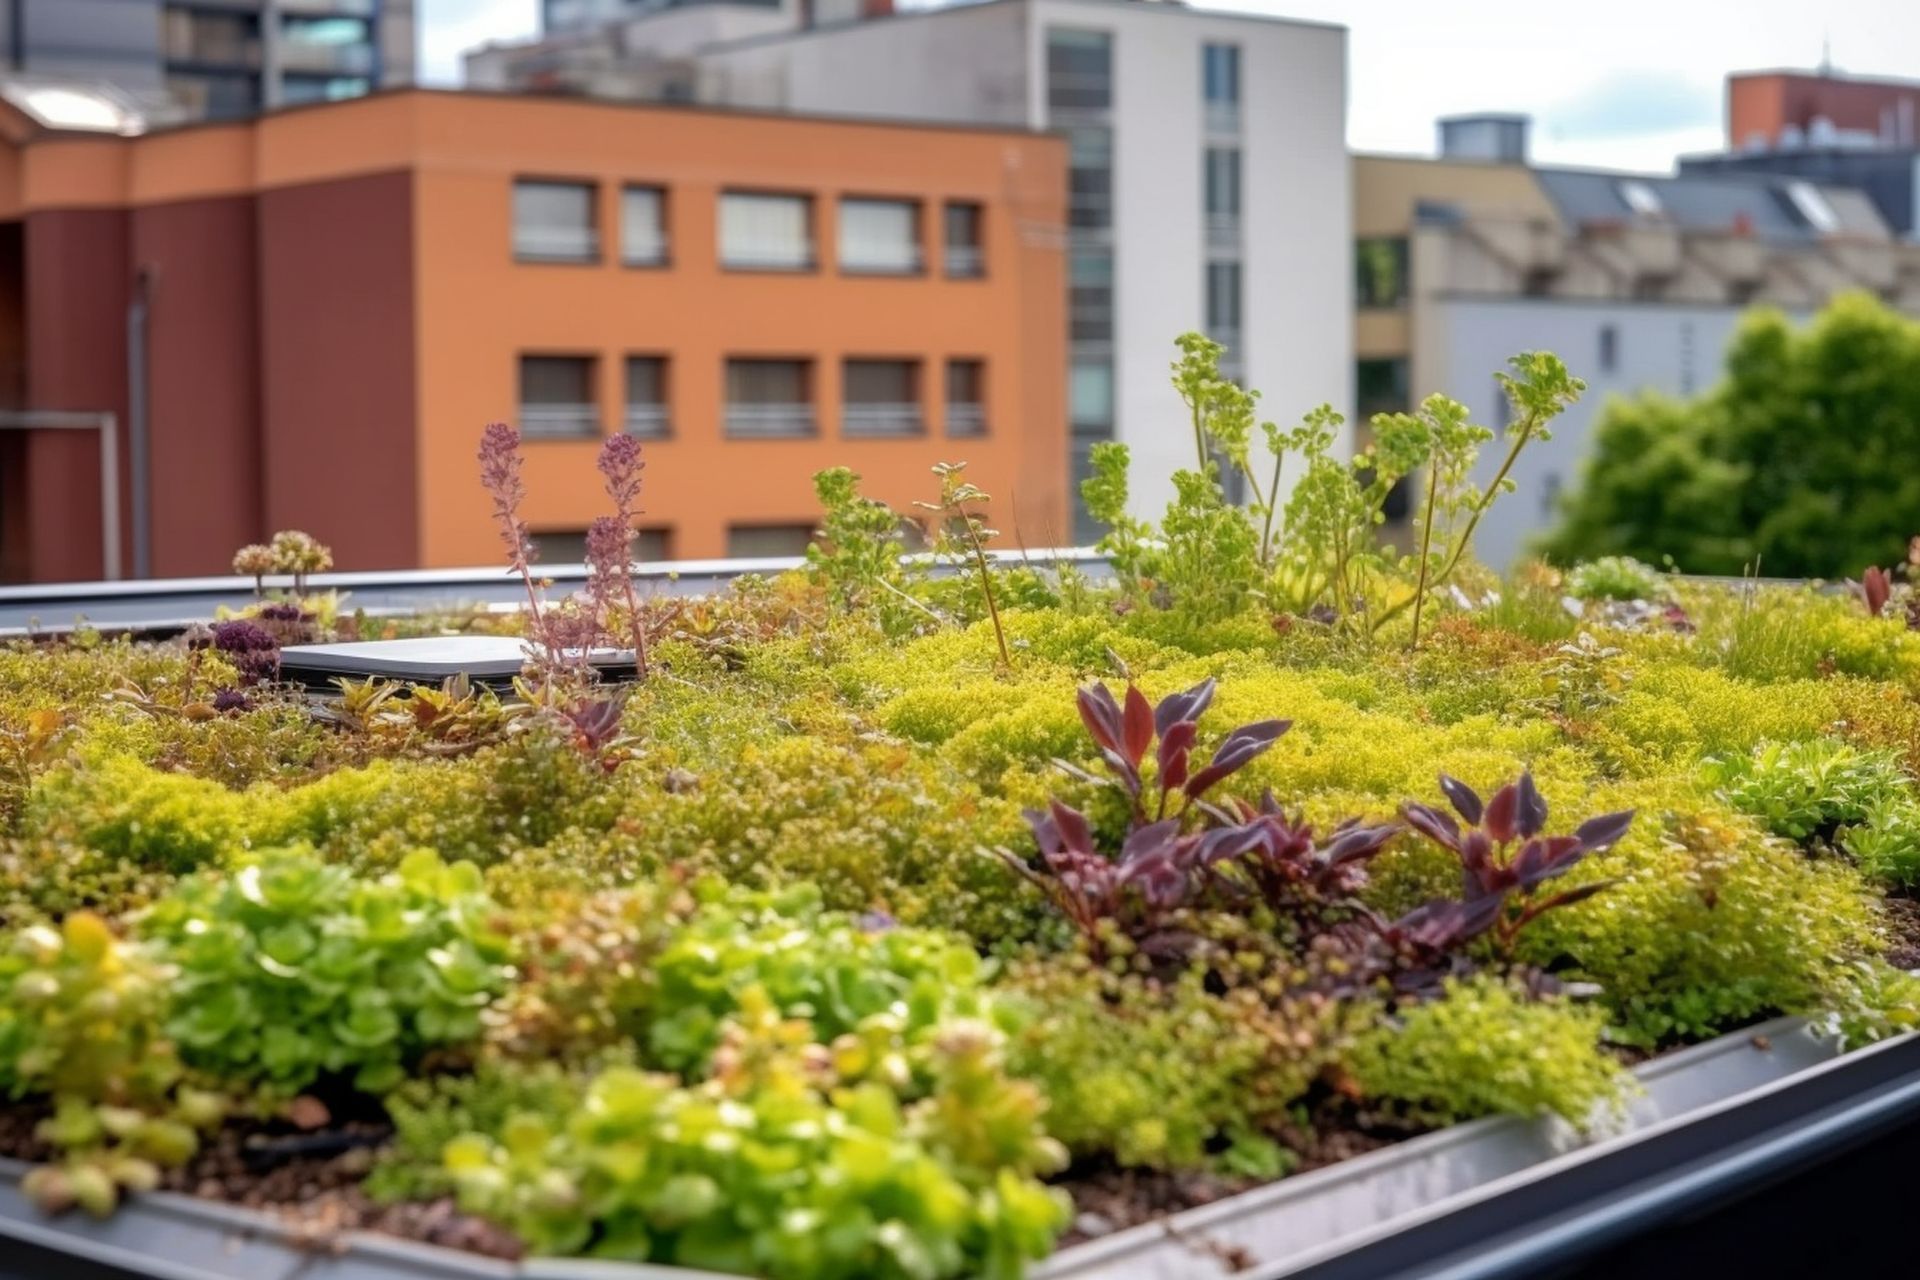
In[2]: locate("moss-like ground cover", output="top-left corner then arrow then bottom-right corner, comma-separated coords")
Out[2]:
4,341 -> 1920,1278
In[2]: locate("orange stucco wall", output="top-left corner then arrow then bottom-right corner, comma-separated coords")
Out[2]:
405,93 -> 1067,564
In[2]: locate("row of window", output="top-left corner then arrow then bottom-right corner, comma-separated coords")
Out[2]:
518,354 -> 989,441
530,524 -> 819,565
513,181 -> 988,277
1044,28 -> 1242,127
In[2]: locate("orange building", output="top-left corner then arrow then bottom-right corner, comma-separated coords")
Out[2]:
1729,68 -> 1920,151
0,89 -> 1067,582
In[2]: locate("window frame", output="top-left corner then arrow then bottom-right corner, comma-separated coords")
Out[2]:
837,195 -> 925,277
518,353 -> 601,440
718,189 -> 817,273
723,356 -> 818,438
942,200 -> 986,279
620,184 -> 670,269
512,177 -> 601,265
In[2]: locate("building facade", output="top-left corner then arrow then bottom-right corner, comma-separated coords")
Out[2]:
0,0 -> 413,120
468,0 -> 1354,537
1356,122 -> 1920,568
0,89 -> 1066,582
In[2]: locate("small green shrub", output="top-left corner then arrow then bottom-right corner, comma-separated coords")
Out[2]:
1566,556 -> 1668,603
1705,738 -> 1910,841
142,848 -> 510,1094
1841,799 -> 1920,888
1347,976 -> 1625,1127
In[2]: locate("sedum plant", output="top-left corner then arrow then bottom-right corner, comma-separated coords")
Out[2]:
444,993 -> 1068,1279
141,848 -> 511,1094
1704,737 -> 1910,843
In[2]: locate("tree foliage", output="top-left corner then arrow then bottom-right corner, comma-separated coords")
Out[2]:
1542,292 -> 1920,577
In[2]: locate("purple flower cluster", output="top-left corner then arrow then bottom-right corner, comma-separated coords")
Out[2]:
196,619 -> 281,686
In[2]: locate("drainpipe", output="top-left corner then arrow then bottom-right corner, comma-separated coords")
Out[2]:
127,266 -> 152,580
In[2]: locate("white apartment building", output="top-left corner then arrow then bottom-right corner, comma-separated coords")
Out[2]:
469,0 -> 1353,537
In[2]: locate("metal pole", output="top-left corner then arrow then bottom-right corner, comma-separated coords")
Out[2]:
98,414 -> 121,582
127,269 -> 151,579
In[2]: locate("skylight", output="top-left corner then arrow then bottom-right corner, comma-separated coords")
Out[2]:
1785,180 -> 1840,234
1617,179 -> 1664,217
3,85 -> 142,134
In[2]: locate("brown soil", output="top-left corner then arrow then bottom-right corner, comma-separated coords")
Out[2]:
1882,893 -> 1920,971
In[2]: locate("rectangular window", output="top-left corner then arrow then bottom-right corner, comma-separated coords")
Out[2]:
943,201 -> 985,277
1071,439 -> 1103,545
513,180 -> 598,263
1071,249 -> 1114,343
1206,261 -> 1241,352
621,186 -> 668,266
1067,126 -> 1113,231
1047,28 -> 1112,112
624,356 -> 669,438
1598,323 -> 1619,374
725,358 -> 814,437
1355,358 -> 1409,422
1203,43 -> 1241,132
719,192 -> 814,270
946,359 -> 986,438
519,355 -> 598,439
1205,147 -> 1241,247
839,198 -> 921,274
728,524 -> 815,559
1355,236 -> 1410,308
842,359 -> 923,437
531,528 -> 670,563
1071,359 -> 1114,433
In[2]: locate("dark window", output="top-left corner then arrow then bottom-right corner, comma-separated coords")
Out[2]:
725,359 -> 814,437
624,357 -> 669,438
514,180 -> 598,263
947,359 -> 986,438
1205,148 -> 1241,219
728,524 -> 815,559
279,75 -> 370,104
1598,323 -> 1619,374
162,9 -> 260,68
1355,358 -> 1409,422
1206,261 -> 1242,349
943,202 -> 984,277
1355,237 -> 1409,308
1067,126 -> 1113,231
1202,43 -> 1240,107
532,527 -> 671,563
1070,249 -> 1114,343
166,72 -> 260,119
520,355 -> 598,439
842,359 -> 923,437
1047,28 -> 1112,112
621,186 -> 668,266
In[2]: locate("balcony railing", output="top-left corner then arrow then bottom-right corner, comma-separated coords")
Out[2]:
1207,213 -> 1241,248
720,246 -> 815,272
622,240 -> 668,268
841,246 -> 923,276
520,403 -> 599,439
944,246 -> 985,278
514,226 -> 599,263
946,403 -> 987,438
726,404 -> 816,438
1205,100 -> 1242,135
278,40 -> 376,76
842,403 -> 925,438
623,404 -> 670,439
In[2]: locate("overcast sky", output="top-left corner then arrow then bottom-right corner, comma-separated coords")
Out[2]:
419,0 -> 1920,173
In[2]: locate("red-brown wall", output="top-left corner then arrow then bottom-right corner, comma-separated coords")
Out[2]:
132,196 -> 264,576
22,208 -> 129,583
257,170 -> 418,570
1730,71 -> 1920,149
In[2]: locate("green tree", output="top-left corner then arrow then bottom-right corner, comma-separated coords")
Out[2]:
1541,292 -> 1920,577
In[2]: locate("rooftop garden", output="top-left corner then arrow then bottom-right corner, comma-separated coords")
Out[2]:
2,333 -> 1919,1278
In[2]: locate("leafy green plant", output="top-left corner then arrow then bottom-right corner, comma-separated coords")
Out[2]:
141,848 -> 510,1094
1566,556 -> 1669,604
916,462 -> 1011,669
0,914 -> 226,1215
807,466 -> 923,632
1840,798 -> 1920,888
1704,738 -> 1910,842
1346,975 -> 1625,1128
443,999 -> 1068,1279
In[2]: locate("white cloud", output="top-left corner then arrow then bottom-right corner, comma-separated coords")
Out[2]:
417,0 -> 539,86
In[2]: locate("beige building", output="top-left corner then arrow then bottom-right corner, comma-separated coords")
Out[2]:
1353,115 -> 1920,565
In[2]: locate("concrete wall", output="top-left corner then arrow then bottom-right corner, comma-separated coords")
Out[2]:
1428,296 -> 1775,570
696,0 -> 1351,520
